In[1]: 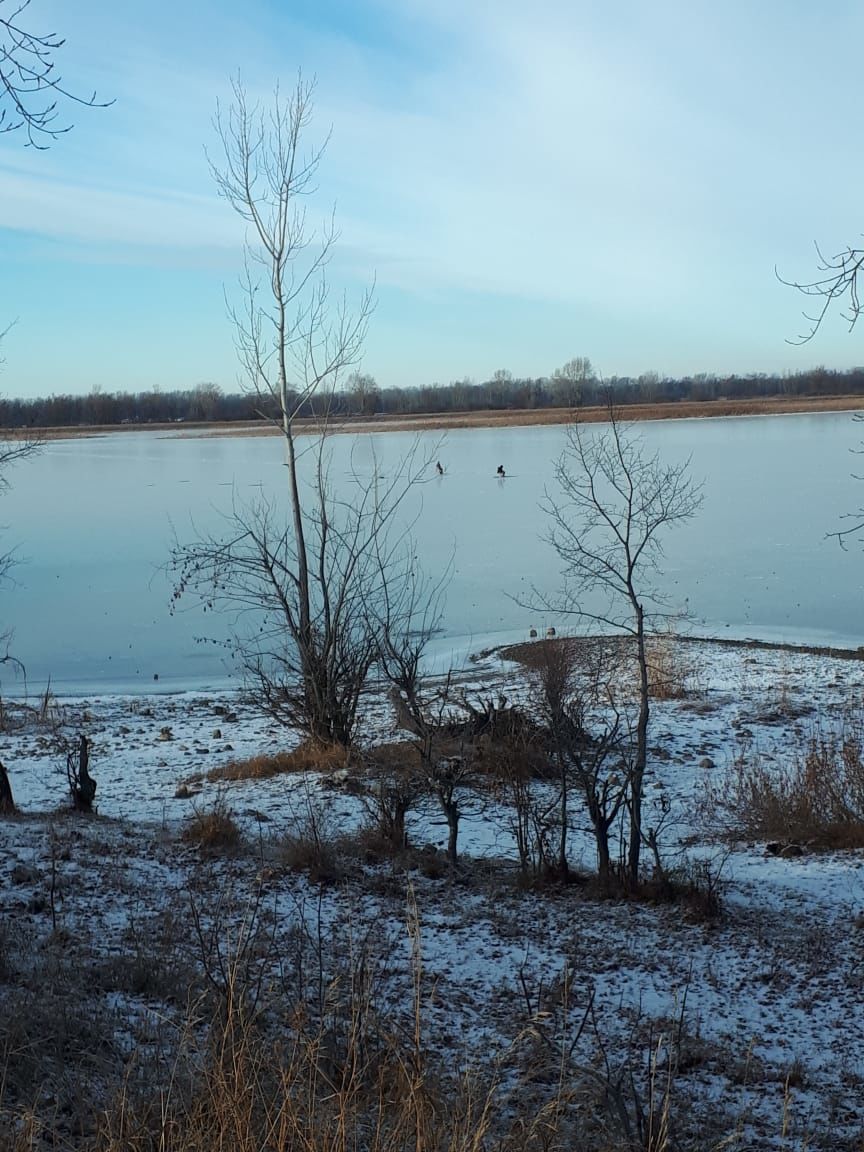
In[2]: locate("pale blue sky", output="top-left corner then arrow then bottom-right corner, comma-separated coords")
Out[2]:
1,0 -> 862,398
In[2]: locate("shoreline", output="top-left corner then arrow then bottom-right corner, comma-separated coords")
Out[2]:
498,631 -> 864,671
13,392 -> 864,441
12,631 -> 864,702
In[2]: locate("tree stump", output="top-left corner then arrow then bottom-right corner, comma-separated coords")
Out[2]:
67,734 -> 96,811
0,760 -> 14,815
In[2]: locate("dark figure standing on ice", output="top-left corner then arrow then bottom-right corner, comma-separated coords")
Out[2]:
436,461 -> 444,475
497,464 -> 506,477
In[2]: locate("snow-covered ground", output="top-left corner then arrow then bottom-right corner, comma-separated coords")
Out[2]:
3,639 -> 864,1148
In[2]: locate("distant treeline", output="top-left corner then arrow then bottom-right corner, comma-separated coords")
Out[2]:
3,364 -> 864,428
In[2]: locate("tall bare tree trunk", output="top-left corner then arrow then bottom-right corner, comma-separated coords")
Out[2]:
629,601 -> 649,888
445,802 -> 459,866
597,828 -> 611,884
557,749 -> 569,879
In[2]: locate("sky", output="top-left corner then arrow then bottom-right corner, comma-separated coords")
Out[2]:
1,0 -> 863,398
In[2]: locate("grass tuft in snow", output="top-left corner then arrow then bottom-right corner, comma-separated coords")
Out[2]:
181,792 -> 243,854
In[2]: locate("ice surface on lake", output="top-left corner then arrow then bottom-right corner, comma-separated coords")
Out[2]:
2,410 -> 863,694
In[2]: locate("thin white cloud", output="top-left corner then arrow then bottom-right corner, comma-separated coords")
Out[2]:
0,166 -> 237,248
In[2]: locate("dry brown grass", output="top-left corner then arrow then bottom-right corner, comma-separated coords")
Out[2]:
501,636 -> 590,671
504,633 -> 700,704
646,635 -> 701,701
635,860 -> 726,922
0,827 -> 837,1152
191,741 -> 353,785
87,1004 -> 562,1152
0,892 -> 681,1152
181,796 -> 243,853
713,724 -> 864,850
363,740 -> 420,771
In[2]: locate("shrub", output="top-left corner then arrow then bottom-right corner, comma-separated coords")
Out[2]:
181,794 -> 242,853
358,741 -> 422,851
648,857 -> 726,921
279,788 -> 349,884
716,723 -> 864,849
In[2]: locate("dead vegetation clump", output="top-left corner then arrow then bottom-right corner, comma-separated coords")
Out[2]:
501,635 -> 598,673
646,634 -> 701,701
633,857 -> 726,922
91,1006 -> 539,1152
194,740 -> 353,785
279,829 -> 349,884
714,725 -> 864,850
277,789 -> 353,883
517,856 -> 726,922
181,795 -> 243,854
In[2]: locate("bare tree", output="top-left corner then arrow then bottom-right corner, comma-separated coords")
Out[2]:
377,567 -> 492,867
0,328 -> 42,813
779,239 -> 864,344
533,639 -> 627,884
551,357 -> 595,408
173,77 -> 437,746
359,746 -> 421,850
779,238 -> 864,544
828,459 -> 864,551
537,405 -> 702,886
381,645 -> 470,865
210,75 -> 374,440
173,448 -> 428,746
181,475 -> 440,755
65,732 -> 95,811
346,371 -> 379,417
0,0 -> 111,146
427,752 -> 475,866
490,726 -> 547,876
779,237 -> 864,546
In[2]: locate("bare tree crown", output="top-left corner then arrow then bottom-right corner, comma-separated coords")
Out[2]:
211,75 -> 373,425
542,412 -> 703,632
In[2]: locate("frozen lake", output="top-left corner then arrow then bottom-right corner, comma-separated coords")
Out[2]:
3,411 -> 864,695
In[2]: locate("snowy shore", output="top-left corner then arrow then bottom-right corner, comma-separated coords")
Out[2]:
3,638 -> 864,1147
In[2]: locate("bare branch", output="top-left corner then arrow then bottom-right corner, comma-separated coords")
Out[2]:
778,238 -> 864,344
0,0 -> 113,147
